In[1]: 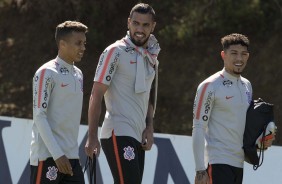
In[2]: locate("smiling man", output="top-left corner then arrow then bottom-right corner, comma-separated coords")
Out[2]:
30,21 -> 87,184
192,33 -> 274,184
85,3 -> 160,184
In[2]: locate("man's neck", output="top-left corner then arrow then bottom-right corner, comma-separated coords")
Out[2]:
58,52 -> 73,65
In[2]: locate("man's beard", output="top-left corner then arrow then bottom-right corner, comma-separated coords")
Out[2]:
130,32 -> 150,47
233,68 -> 243,75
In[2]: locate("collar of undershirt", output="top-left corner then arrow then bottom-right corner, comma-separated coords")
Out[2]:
221,68 -> 241,82
56,56 -> 74,71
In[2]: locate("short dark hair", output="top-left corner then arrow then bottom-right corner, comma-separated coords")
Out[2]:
129,3 -> 156,21
55,21 -> 88,46
221,33 -> 250,51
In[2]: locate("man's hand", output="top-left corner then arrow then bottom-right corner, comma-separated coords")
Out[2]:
195,170 -> 209,184
85,136 -> 101,159
263,132 -> 276,148
141,126 -> 154,151
54,155 -> 73,176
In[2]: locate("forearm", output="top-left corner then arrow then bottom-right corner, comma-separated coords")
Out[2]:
34,113 -> 64,160
146,103 -> 154,130
87,82 -> 107,140
146,83 -> 155,129
192,122 -> 206,171
142,103 -> 154,150
88,95 -> 102,139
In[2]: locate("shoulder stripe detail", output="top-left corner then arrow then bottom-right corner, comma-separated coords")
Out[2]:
196,82 -> 210,120
37,69 -> 46,108
98,47 -> 116,83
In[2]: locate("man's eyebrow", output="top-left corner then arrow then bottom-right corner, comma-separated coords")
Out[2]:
132,20 -> 151,25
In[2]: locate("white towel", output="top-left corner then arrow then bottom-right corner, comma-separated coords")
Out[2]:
123,32 -> 160,117
123,31 -> 160,93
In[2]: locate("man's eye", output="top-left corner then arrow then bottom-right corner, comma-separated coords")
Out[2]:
133,22 -> 138,25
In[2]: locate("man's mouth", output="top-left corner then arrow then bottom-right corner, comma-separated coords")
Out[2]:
135,33 -> 145,38
234,63 -> 243,67
78,52 -> 84,57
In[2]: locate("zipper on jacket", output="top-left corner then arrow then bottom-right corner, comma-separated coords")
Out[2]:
72,67 -> 76,92
237,79 -> 243,103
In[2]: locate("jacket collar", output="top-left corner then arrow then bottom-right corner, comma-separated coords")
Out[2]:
56,56 -> 73,71
220,68 -> 241,82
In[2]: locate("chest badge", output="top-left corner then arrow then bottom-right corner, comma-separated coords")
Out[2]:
223,80 -> 233,87
60,67 -> 69,75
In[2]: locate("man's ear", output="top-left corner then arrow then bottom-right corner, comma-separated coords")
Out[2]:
151,22 -> 156,33
221,51 -> 225,60
59,39 -> 67,49
151,22 -> 157,33
127,18 -> 130,29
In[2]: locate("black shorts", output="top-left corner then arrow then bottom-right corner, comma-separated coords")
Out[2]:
207,164 -> 243,184
30,158 -> 84,184
101,132 -> 145,184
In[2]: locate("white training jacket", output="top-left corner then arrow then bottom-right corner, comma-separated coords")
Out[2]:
192,68 -> 252,171
30,56 -> 83,166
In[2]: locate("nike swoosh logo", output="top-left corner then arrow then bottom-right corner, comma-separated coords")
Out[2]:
226,96 -> 234,100
130,60 -> 137,64
61,83 -> 69,87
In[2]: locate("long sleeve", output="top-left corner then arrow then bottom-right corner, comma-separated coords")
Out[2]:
192,82 -> 214,171
33,68 -> 64,160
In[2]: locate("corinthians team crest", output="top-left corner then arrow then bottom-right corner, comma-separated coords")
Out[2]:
123,146 -> 135,161
46,166 -> 58,181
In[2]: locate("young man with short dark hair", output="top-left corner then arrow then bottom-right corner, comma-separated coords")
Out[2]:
192,33 -> 275,184
30,20 -> 87,184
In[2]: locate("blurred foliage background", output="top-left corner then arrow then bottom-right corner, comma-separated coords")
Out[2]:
0,0 -> 281,145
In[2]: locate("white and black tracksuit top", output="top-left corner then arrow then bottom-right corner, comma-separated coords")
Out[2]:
192,68 -> 252,171
30,56 -> 83,166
